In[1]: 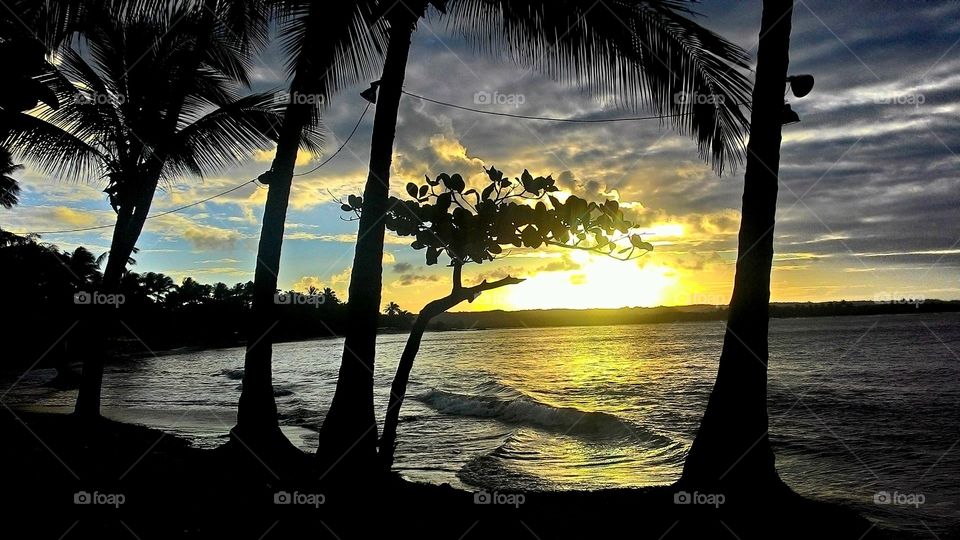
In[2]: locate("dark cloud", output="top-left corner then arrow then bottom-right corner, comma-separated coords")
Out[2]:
396,273 -> 441,287
471,265 -> 526,284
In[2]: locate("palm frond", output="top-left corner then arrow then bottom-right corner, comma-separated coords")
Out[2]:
274,0 -> 388,119
163,91 -> 322,180
1,109 -> 108,183
0,147 -> 23,208
446,0 -> 752,173
39,48 -> 125,145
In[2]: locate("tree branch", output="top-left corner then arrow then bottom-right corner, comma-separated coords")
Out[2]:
463,275 -> 525,300
544,239 -> 650,260
421,275 -> 524,319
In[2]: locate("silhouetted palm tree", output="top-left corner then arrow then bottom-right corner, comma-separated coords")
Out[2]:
173,277 -> 213,306
96,247 -> 138,269
2,5 -> 297,417
0,148 -> 22,209
67,247 -> 101,286
141,271 -> 176,303
320,0 -> 753,477
230,281 -> 255,309
232,0 -> 385,453
383,301 -> 402,316
212,282 -> 231,302
681,0 -> 795,492
322,287 -> 340,305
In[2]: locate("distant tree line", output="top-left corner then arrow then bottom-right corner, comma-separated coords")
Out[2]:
429,300 -> 960,331
0,230 -> 408,374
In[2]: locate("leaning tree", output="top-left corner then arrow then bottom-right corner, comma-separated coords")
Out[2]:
341,166 -> 653,470
319,0 -> 752,477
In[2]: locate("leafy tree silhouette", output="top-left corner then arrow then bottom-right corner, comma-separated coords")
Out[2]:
341,166 -> 652,470
322,0 -> 751,475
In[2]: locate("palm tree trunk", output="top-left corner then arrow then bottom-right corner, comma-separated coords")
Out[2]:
233,101 -> 307,447
315,9 -> 421,479
680,0 -> 794,490
75,179 -> 157,417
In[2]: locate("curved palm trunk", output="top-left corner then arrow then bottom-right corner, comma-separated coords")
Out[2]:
233,102 -> 307,447
680,0 -> 794,490
378,268 -> 523,471
75,178 -> 157,417
315,7 -> 423,480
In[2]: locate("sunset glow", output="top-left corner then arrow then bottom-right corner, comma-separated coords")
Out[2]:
505,253 -> 679,310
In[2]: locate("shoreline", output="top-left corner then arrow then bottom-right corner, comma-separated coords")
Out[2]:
1,408 -> 895,539
4,309 -> 954,375
99,307 -> 960,363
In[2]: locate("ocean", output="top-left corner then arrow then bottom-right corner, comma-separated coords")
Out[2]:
6,312 -> 958,536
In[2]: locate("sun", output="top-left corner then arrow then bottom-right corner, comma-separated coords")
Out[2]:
504,251 -> 679,310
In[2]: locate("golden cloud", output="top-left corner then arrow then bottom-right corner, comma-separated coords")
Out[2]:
253,147 -> 315,167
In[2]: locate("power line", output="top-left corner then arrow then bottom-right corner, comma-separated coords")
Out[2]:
11,103 -> 372,236
11,89 -> 723,237
401,90 -> 696,123
293,102 -> 371,176
18,179 -> 259,235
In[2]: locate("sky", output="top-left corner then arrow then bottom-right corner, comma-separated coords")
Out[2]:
4,0 -> 960,312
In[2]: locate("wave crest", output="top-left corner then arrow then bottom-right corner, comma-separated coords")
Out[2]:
415,389 -> 639,440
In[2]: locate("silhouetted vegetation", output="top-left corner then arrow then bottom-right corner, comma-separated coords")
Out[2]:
342,166 -> 653,469
2,3 -> 308,416
429,301 -> 960,330
319,0 -> 753,480
0,2 -> 915,539
0,230 -> 350,375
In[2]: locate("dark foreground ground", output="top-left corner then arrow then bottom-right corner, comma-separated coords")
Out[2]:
1,409 -> 899,540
